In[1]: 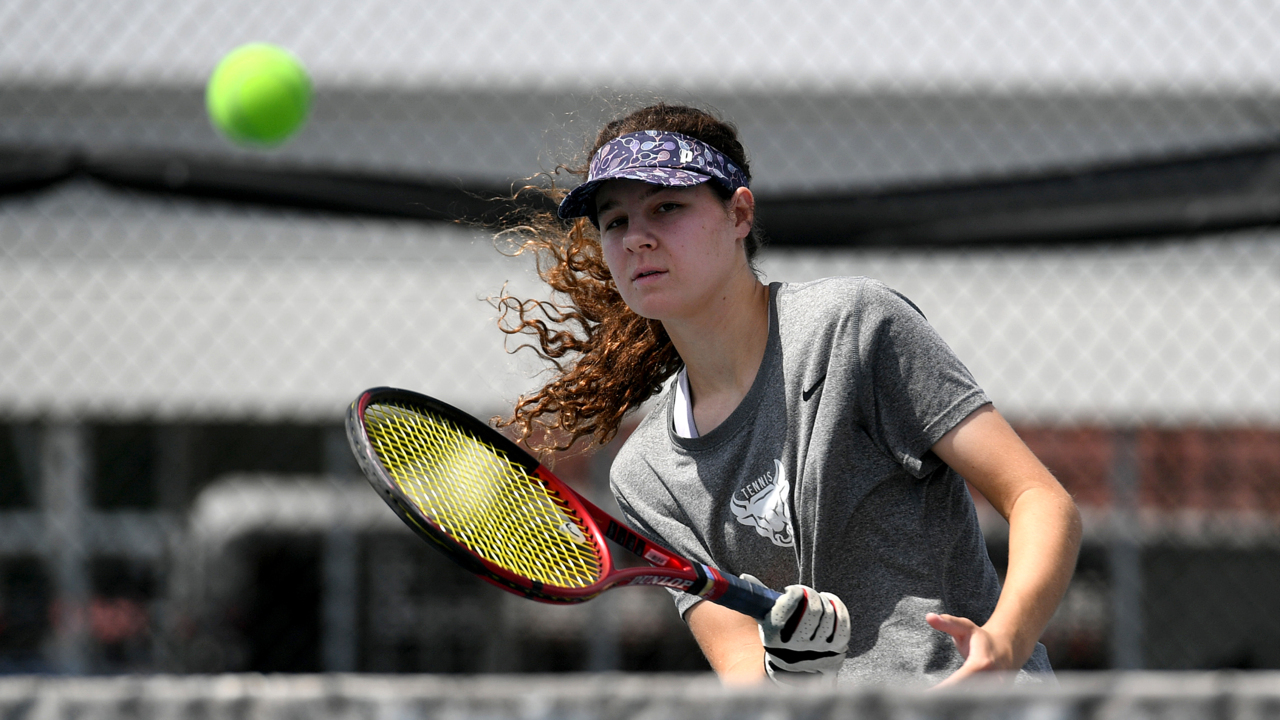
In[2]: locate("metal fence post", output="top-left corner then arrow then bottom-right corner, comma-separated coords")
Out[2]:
323,427 -> 359,672
40,422 -> 91,674
586,448 -> 620,672
1109,428 -> 1143,670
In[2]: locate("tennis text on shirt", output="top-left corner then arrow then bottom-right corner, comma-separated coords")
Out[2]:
731,459 -> 794,548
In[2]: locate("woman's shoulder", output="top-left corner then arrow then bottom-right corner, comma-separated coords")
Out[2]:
609,381 -> 678,485
775,276 -> 922,322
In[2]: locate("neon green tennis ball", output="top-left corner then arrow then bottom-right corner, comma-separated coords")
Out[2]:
206,43 -> 311,146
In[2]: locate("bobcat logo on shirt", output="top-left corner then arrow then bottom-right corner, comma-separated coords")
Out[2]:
730,459 -> 794,548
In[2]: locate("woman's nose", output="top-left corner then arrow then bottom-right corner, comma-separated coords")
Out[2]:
623,218 -> 657,252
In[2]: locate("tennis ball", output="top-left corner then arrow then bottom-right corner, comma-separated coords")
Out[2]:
206,43 -> 311,147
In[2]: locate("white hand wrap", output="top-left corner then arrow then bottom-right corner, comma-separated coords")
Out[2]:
745,577 -> 850,686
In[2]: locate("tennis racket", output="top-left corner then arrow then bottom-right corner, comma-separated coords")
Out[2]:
346,386 -> 782,620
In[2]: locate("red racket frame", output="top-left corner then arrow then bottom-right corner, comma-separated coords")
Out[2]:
348,387 -> 780,620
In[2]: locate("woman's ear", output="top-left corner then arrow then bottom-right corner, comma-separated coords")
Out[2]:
730,187 -> 755,239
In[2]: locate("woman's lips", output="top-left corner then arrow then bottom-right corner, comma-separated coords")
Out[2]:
632,268 -> 666,283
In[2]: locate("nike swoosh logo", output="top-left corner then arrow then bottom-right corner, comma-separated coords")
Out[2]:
802,374 -> 827,401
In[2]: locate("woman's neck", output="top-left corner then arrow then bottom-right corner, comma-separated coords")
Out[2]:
663,276 -> 770,435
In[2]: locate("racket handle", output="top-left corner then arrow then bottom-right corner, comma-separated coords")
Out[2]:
713,573 -> 783,621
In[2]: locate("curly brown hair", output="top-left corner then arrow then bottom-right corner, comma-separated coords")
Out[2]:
494,103 -> 762,453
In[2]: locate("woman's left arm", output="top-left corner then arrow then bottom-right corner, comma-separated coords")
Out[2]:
927,403 -> 1083,687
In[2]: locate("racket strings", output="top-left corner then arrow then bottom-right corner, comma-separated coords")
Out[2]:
364,402 -> 603,588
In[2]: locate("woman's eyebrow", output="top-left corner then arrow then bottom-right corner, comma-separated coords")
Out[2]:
596,185 -> 676,215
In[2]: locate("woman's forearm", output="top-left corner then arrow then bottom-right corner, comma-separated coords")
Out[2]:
687,599 -> 768,684
931,405 -> 1083,674
985,484 -> 1082,665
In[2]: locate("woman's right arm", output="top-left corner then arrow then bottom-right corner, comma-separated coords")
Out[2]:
686,599 -> 767,684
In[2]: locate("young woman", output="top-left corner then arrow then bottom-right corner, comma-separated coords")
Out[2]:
495,103 -> 1081,687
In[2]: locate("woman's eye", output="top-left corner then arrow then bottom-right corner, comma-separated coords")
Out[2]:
657,202 -> 680,213
602,216 -> 625,231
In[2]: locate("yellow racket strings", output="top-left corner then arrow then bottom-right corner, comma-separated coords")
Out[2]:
363,402 -> 602,589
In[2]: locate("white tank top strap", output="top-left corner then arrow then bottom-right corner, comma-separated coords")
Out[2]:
672,366 -> 699,439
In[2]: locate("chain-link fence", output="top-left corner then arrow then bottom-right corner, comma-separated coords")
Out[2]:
1,0 -> 1278,676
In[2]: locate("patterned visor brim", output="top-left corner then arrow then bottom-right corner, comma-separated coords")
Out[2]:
557,130 -> 750,221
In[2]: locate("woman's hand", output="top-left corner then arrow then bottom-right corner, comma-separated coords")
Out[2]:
755,581 -> 850,686
925,613 -> 1017,688
686,581 -> 851,688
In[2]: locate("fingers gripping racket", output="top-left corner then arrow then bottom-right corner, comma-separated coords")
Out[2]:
347,387 -> 781,620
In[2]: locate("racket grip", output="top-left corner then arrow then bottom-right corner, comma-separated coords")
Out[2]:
713,573 -> 783,621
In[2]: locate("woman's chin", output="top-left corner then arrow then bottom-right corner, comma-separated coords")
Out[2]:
620,291 -> 674,321
627,305 -> 668,321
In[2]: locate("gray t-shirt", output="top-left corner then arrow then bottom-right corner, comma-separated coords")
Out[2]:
609,277 -> 1052,685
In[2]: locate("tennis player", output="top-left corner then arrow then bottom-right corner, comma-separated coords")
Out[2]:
495,103 -> 1081,687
